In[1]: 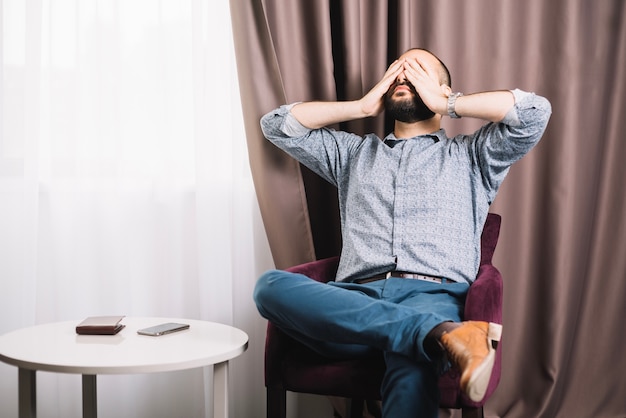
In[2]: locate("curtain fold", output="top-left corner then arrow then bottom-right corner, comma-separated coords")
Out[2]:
229,0 -> 319,269
231,0 -> 626,417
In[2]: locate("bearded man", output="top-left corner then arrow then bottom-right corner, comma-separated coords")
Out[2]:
253,48 -> 551,418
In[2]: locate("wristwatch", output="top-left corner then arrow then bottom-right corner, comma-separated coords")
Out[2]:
447,92 -> 463,119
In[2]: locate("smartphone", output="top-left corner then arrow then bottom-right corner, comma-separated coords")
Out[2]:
137,322 -> 190,336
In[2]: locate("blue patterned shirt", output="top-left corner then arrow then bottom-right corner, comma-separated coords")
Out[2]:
260,89 -> 551,283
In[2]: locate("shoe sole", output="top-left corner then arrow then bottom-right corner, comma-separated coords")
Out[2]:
465,322 -> 503,402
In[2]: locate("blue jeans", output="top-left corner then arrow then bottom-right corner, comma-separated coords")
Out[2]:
254,269 -> 469,418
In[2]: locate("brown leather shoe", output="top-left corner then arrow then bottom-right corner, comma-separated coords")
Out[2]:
440,321 -> 503,402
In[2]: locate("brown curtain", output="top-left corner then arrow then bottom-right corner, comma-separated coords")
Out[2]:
230,0 -> 626,417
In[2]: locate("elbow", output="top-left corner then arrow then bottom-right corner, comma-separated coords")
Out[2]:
535,96 -> 553,131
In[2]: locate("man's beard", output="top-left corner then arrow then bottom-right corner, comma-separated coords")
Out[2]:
384,84 -> 435,123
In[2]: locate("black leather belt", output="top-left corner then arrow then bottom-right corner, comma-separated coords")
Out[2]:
354,271 -> 449,284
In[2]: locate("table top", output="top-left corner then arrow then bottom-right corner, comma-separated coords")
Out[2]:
0,317 -> 248,375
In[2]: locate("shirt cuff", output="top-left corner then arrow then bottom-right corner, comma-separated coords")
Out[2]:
501,88 -> 532,127
282,103 -> 311,137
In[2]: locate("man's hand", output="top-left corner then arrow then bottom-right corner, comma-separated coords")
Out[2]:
358,59 -> 405,117
402,58 -> 449,116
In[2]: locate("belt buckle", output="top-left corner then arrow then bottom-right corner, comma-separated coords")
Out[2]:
385,271 -> 392,279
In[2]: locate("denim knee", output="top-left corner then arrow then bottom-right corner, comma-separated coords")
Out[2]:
252,270 -> 280,313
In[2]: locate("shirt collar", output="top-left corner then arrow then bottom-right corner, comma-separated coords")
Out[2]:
383,129 -> 447,146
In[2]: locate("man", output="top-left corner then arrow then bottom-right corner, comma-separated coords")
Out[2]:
254,48 -> 551,417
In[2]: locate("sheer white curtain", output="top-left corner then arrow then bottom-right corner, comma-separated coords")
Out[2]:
0,0 -> 273,417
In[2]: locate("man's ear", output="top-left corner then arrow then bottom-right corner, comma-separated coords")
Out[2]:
441,84 -> 452,96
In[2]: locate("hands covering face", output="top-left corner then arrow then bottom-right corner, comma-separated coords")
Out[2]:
391,57 -> 450,117
379,57 -> 446,123
359,54 -> 450,120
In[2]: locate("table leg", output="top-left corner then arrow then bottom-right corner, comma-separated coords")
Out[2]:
82,374 -> 97,418
18,368 -> 36,418
213,361 -> 229,418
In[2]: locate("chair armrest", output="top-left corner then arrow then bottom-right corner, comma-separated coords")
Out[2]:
265,321 -> 295,387
285,256 -> 341,283
464,264 -> 503,324
459,263 -> 504,406
265,256 -> 341,388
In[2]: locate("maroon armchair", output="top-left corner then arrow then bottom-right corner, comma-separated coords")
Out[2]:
264,213 -> 503,418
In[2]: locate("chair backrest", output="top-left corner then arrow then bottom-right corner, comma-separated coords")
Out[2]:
480,213 -> 501,266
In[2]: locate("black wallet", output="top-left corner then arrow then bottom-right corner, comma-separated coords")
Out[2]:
76,315 -> 126,335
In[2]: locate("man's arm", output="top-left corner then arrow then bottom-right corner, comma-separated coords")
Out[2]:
452,91 -> 515,123
290,59 -> 405,129
289,100 -> 366,130
402,58 -> 515,123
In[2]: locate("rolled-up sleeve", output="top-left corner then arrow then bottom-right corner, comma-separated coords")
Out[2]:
473,89 -> 552,200
260,103 -> 311,141
259,105 -> 362,187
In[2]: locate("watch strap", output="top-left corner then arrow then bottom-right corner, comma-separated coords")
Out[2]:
447,92 -> 463,118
